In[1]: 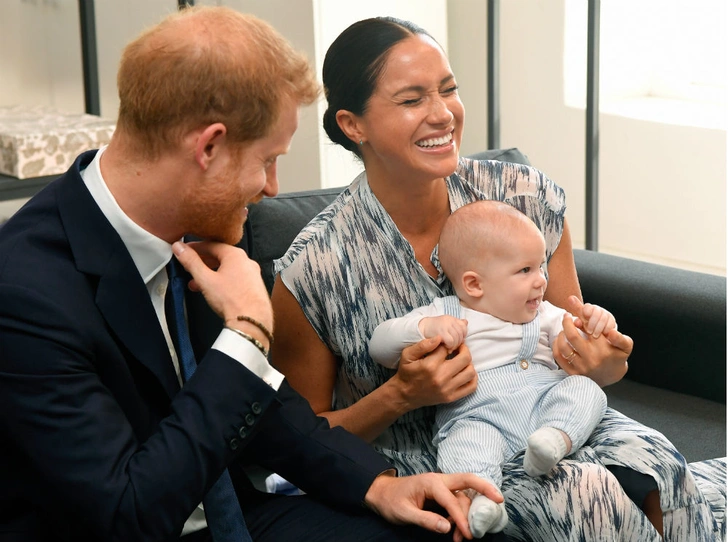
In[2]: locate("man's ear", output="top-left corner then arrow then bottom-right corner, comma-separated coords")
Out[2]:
462,271 -> 484,298
335,110 -> 365,146
194,123 -> 227,171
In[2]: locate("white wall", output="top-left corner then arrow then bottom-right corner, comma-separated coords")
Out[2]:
1,0 -> 725,275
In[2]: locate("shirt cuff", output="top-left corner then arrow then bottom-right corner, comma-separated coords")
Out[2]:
213,328 -> 284,390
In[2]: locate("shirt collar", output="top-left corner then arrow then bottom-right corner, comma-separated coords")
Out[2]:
81,146 -> 174,284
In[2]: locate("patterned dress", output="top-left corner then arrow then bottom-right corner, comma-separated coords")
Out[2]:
276,157 -> 725,541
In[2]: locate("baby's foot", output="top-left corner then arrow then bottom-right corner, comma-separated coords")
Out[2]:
469,494 -> 508,538
523,427 -> 569,476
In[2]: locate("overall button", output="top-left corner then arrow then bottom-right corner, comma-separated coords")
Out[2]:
245,413 -> 255,426
520,359 -> 529,370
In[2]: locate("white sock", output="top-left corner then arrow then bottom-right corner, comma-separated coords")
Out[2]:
468,494 -> 508,538
523,427 -> 569,477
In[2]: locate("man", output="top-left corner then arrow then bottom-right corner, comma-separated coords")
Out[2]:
0,6 -> 501,542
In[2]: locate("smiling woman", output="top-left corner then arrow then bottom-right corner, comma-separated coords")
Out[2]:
335,33 -> 463,209
269,15 -> 722,541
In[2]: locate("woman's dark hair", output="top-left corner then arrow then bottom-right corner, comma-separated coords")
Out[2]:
322,17 -> 434,157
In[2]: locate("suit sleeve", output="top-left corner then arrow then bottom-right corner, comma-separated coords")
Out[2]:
0,283 -> 277,541
240,381 -> 394,509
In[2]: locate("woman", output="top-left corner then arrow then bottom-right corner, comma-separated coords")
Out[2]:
271,17 -> 722,541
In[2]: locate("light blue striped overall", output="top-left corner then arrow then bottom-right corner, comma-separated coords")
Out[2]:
434,295 -> 607,489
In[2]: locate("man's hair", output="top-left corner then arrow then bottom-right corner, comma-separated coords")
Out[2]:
116,6 -> 319,158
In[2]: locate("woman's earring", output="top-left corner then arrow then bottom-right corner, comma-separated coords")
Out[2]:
359,139 -> 364,146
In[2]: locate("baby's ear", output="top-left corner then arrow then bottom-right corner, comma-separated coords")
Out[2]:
461,271 -> 483,298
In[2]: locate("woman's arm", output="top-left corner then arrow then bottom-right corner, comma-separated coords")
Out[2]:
270,278 -> 476,442
544,218 -> 582,306
545,218 -> 632,387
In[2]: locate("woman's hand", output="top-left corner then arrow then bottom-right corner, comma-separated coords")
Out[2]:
391,337 -> 478,411
554,296 -> 633,387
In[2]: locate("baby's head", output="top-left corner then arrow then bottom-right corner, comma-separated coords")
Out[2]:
439,200 -> 548,324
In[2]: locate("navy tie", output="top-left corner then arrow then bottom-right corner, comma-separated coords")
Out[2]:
166,259 -> 252,542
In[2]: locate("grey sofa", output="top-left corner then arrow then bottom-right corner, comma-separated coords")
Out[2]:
244,147 -> 726,464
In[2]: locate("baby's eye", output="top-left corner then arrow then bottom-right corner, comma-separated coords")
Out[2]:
520,267 -> 531,274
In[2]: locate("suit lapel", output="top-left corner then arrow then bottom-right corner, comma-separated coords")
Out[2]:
94,256 -> 181,399
57,152 -> 181,399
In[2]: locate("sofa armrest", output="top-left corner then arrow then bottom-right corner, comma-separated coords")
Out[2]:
573,249 -> 726,403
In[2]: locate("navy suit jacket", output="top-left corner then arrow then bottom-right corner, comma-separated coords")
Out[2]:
0,151 -> 391,541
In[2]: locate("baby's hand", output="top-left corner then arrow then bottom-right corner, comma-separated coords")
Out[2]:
576,303 -> 617,339
419,315 -> 467,352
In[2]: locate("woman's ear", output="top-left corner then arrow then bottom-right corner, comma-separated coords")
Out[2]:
193,123 -> 227,171
335,110 -> 364,146
461,271 -> 484,298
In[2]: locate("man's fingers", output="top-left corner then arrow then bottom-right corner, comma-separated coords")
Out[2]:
448,474 -> 503,503
425,482 -> 470,538
408,509 -> 453,535
172,241 -> 205,276
451,492 -> 472,542
431,474 -> 502,538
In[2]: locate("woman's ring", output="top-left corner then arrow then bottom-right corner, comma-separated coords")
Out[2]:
564,348 -> 578,364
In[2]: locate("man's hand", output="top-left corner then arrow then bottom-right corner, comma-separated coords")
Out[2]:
172,241 -> 273,334
363,472 -> 502,541
419,316 -> 468,352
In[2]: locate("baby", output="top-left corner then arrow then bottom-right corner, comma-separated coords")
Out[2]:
369,200 -> 615,537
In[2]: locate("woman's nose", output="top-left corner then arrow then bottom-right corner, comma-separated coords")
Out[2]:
428,97 -> 454,125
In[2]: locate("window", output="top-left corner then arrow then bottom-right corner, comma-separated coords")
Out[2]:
564,0 -> 726,129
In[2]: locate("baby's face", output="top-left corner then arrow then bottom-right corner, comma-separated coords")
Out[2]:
470,227 -> 548,324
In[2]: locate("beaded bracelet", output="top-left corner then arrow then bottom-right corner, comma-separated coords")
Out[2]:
236,315 -> 274,344
225,326 -> 269,357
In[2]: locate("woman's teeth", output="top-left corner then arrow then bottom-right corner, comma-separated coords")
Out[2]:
416,133 -> 453,148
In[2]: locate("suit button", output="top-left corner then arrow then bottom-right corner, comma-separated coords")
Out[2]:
245,413 -> 255,426
229,438 -> 239,450
238,427 -> 247,439
251,402 -> 262,415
